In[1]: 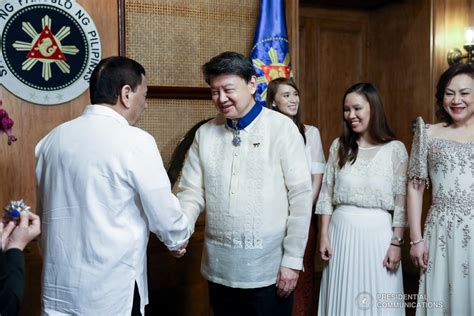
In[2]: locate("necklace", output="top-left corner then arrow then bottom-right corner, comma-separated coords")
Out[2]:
230,120 -> 241,146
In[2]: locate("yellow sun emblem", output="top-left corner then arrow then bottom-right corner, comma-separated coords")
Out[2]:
252,47 -> 293,101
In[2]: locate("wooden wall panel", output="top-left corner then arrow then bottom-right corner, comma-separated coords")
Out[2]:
299,7 -> 369,154
123,0 -> 259,88
368,1 -> 432,148
286,0 -> 300,80
366,0 -> 432,279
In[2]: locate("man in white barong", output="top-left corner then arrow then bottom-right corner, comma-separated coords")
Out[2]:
35,56 -> 191,316
177,52 -> 312,316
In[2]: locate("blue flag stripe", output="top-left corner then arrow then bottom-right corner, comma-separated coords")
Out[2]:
250,0 -> 292,107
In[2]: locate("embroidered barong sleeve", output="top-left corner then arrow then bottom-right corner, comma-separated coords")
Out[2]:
307,126 -> 326,174
407,117 -> 430,188
280,124 -> 313,271
391,141 -> 409,227
128,134 -> 191,251
177,129 -> 206,234
315,139 -> 338,215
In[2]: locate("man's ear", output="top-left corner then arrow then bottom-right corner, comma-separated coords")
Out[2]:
248,75 -> 257,95
120,85 -> 132,108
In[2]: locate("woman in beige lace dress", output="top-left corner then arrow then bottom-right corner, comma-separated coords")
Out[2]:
407,63 -> 474,315
316,83 -> 408,315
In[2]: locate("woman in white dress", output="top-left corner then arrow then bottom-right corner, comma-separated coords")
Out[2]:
316,83 -> 408,315
407,63 -> 474,315
267,78 -> 326,316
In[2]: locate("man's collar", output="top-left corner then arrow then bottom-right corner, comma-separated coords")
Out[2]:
83,104 -> 130,125
226,103 -> 262,130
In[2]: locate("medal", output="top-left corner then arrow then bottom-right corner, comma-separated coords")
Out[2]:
230,120 -> 241,147
232,134 -> 241,146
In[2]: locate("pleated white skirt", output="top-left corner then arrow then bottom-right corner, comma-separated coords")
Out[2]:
317,205 -> 405,316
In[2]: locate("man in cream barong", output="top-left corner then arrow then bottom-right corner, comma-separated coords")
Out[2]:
177,52 -> 312,316
36,56 -> 191,316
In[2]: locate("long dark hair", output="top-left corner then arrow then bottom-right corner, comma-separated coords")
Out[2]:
435,63 -> 474,125
266,78 -> 306,144
338,83 -> 396,168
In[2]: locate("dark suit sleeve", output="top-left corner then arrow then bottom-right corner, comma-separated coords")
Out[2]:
0,249 -> 25,316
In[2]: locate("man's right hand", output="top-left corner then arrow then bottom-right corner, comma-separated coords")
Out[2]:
276,266 -> 299,298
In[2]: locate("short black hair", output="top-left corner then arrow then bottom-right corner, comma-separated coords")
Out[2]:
89,56 -> 146,105
202,51 -> 256,85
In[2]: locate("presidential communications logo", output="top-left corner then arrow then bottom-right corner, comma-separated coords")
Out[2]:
0,0 -> 101,105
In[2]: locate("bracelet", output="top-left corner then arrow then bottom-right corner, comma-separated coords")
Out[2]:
391,235 -> 404,245
410,238 -> 424,245
390,243 -> 401,248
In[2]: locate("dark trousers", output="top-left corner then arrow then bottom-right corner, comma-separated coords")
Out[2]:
208,281 -> 294,316
131,282 -> 141,316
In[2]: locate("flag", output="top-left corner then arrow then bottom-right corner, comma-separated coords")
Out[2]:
250,0 -> 293,107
